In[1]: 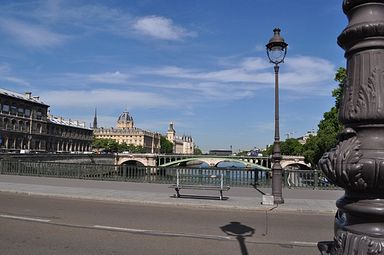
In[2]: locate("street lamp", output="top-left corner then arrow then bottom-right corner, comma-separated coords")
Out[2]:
266,28 -> 287,204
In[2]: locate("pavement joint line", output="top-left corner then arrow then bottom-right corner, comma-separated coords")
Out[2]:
0,214 -> 51,223
93,225 -> 232,241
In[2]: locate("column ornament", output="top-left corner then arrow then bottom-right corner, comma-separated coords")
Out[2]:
319,0 -> 384,254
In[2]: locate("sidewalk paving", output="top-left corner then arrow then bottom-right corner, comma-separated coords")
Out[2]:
0,174 -> 343,214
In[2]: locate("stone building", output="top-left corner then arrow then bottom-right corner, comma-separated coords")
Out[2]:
93,111 -> 161,153
166,122 -> 194,154
0,88 -> 93,153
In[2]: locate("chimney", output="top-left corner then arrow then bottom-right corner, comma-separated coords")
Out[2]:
25,92 -> 32,99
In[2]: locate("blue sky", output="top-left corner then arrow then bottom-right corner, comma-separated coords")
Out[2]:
0,0 -> 347,153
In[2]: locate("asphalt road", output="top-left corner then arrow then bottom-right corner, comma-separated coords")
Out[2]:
0,192 -> 335,255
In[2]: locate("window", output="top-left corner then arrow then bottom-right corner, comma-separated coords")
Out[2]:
24,109 -> 31,117
36,111 -> 42,120
10,106 -> 17,114
3,104 -> 9,112
37,123 -> 42,133
18,108 -> 24,116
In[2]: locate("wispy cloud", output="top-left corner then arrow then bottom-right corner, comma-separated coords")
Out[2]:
0,2 -> 195,43
0,63 -> 29,86
32,54 -> 335,106
39,89 -> 175,109
133,15 -> 196,40
139,55 -> 336,96
0,18 -> 67,48
88,71 -> 130,84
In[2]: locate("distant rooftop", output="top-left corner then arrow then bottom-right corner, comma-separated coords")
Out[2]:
0,88 -> 49,106
48,115 -> 91,130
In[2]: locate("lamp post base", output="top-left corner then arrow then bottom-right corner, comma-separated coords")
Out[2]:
273,196 -> 284,204
272,161 -> 284,204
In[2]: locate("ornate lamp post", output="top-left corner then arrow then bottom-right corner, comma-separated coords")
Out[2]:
266,28 -> 288,204
319,0 -> 384,253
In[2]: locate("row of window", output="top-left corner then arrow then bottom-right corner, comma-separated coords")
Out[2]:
1,136 -> 91,151
1,103 -> 44,120
47,126 -> 91,139
0,118 -> 92,140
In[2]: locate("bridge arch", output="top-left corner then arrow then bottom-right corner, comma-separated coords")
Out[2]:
120,159 -> 145,167
281,162 -> 311,170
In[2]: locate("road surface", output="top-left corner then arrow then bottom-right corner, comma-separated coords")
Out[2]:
0,192 -> 334,255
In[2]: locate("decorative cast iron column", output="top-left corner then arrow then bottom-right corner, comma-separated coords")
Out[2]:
319,0 -> 384,253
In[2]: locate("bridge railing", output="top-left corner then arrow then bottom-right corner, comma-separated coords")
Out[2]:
0,159 -> 337,189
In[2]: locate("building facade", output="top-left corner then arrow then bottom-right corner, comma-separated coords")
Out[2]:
0,89 -> 93,153
93,111 -> 161,153
166,122 -> 194,154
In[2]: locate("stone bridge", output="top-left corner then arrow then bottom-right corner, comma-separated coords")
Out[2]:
115,153 -> 311,169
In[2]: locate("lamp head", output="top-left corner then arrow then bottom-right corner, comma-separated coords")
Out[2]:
266,28 -> 288,64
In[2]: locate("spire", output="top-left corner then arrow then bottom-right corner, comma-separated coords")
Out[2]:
93,108 -> 98,129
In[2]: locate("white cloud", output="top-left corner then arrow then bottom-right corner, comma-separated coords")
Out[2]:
88,71 -> 130,84
3,76 -> 30,86
39,89 -> 175,109
140,55 -> 336,96
0,18 -> 67,48
133,15 -> 196,40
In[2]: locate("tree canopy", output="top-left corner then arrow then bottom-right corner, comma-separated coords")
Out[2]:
92,138 -> 146,153
160,136 -> 173,154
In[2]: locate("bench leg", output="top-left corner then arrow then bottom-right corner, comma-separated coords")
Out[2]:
220,190 -> 223,200
175,187 -> 180,198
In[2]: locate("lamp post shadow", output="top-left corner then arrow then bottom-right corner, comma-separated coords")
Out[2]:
220,221 -> 255,255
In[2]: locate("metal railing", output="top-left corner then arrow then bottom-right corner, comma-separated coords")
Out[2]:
0,159 -> 337,189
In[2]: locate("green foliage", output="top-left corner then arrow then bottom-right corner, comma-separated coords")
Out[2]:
302,67 -> 346,167
333,67 -> 346,110
262,139 -> 303,157
262,145 -> 273,157
92,138 -> 146,153
160,136 -> 173,154
280,138 -> 303,155
194,146 -> 203,155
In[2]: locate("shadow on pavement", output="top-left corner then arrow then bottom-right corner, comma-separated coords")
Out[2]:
170,194 -> 229,200
220,221 -> 255,255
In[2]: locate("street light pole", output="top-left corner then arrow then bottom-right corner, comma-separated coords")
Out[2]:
272,64 -> 283,204
266,28 -> 287,204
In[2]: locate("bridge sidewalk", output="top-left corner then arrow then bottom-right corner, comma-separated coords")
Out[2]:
0,174 -> 342,214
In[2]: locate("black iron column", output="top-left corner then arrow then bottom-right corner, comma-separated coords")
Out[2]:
272,64 -> 284,204
319,0 -> 384,253
266,28 -> 287,204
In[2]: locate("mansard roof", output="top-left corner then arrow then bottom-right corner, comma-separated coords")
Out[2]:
48,115 -> 91,130
0,88 -> 49,106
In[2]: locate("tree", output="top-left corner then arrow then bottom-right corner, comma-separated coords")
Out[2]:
160,136 -> 173,154
302,67 -> 346,167
280,138 -> 303,156
92,138 -> 147,153
194,146 -> 203,155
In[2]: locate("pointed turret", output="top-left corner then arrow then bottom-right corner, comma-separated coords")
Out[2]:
93,108 -> 98,129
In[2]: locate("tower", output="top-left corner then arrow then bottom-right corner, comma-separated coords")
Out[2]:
166,122 -> 176,142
